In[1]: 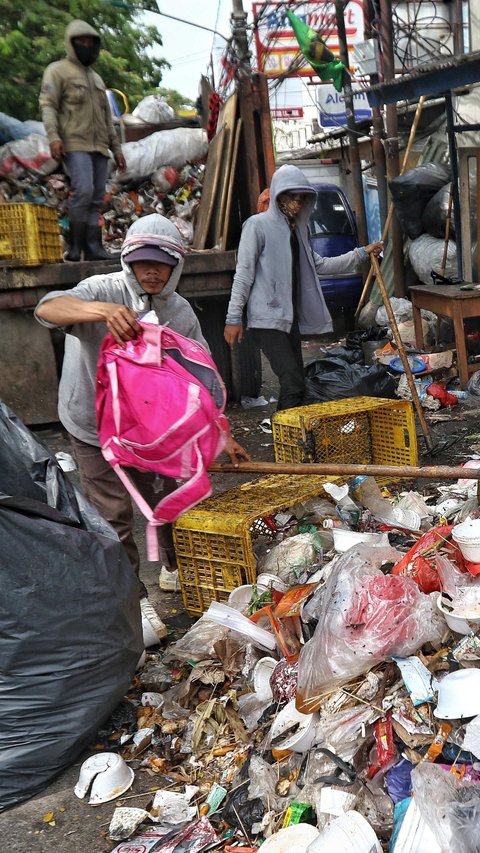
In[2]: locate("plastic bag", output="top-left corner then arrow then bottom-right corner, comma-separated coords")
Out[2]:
0,133 -> 57,178
259,533 -> 321,585
0,401 -> 143,812
409,233 -> 458,285
303,357 -> 396,404
0,112 -> 45,144
115,128 -> 208,183
412,762 -> 480,853
389,163 -> 450,239
163,616 -> 229,663
296,544 -> 444,711
132,95 -> 175,124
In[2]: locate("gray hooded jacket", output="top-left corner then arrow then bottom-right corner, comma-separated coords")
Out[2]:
226,164 -> 367,335
35,215 -> 206,445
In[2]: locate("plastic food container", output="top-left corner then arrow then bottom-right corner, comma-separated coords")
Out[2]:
434,668 -> 480,719
74,753 -> 134,805
228,583 -> 267,613
436,594 -> 480,635
260,824 -> 319,852
452,519 -> 480,563
253,656 -> 277,700
332,528 -> 389,553
268,698 -> 318,753
307,810 -> 382,852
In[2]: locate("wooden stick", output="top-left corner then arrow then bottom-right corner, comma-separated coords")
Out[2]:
209,461 -> 480,480
371,254 -> 435,453
355,95 -> 426,320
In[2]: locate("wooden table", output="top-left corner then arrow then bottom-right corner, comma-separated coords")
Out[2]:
410,283 -> 480,387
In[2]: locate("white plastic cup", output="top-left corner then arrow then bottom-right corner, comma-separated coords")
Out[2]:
452,519 -> 480,562
307,810 -> 382,852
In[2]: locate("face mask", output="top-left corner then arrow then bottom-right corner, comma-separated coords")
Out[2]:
73,41 -> 100,66
277,193 -> 305,221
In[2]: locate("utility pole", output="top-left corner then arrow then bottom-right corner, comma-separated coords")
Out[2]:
379,0 -> 405,296
231,0 -> 252,75
335,0 -> 369,247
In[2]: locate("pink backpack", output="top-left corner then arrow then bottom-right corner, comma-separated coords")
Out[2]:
96,322 -> 229,560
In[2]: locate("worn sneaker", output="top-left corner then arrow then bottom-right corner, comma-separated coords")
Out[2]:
140,598 -> 168,647
159,565 -> 180,592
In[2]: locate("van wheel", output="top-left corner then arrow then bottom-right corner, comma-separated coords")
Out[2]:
230,332 -> 262,401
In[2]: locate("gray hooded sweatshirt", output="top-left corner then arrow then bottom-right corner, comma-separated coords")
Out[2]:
225,164 -> 368,335
35,215 -> 206,446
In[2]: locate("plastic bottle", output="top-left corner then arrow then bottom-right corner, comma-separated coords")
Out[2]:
350,476 -> 396,523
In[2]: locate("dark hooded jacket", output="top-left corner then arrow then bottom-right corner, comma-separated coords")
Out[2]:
226,164 -> 367,335
39,19 -> 121,157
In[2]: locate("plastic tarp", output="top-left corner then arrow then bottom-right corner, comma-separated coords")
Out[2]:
0,401 -> 143,811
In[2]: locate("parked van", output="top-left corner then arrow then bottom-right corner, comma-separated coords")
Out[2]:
308,182 -> 363,327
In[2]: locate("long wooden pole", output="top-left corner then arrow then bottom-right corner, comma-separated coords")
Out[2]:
209,461 -> 480,480
371,254 -> 435,453
355,95 -> 426,320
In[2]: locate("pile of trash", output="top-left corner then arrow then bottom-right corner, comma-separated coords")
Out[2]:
81,467 -> 480,852
0,104 -> 208,248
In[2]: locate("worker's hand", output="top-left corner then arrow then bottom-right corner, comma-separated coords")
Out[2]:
224,324 -> 244,346
114,152 -> 127,171
102,304 -> 142,344
365,241 -> 383,257
223,435 -> 251,467
50,140 -> 64,161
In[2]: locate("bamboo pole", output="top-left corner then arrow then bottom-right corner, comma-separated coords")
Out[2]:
355,95 -> 426,320
209,461 -> 480,480
370,254 -> 435,453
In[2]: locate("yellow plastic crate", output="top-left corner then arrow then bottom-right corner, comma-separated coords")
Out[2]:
173,474 -> 337,617
0,203 -> 63,265
272,397 -> 418,477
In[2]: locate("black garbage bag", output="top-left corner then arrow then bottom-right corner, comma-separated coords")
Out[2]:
346,326 -> 390,349
389,163 -> 450,240
313,345 -> 364,364
422,181 -> 477,240
303,357 -> 396,403
0,401 -> 143,812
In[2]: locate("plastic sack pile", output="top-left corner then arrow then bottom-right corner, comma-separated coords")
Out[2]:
55,464 -> 480,852
0,401 -> 143,812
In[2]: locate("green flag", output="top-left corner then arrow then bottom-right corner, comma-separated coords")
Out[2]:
286,9 -> 346,93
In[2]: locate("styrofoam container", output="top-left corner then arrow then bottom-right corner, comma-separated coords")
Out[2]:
452,519 -> 480,562
332,528 -> 389,553
434,668 -> 480,719
256,572 -> 289,592
269,698 -> 318,753
74,753 -> 134,805
260,824 -> 319,852
307,810 -> 382,852
436,594 -> 480,635
228,583 -> 267,613
253,656 -> 277,700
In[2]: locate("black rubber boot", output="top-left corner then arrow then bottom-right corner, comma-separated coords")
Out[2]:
84,225 -> 120,260
64,221 -> 87,262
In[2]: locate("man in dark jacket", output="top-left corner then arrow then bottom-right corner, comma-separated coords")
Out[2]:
40,19 -> 126,261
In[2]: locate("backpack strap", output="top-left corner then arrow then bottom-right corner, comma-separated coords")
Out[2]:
105,440 -> 213,561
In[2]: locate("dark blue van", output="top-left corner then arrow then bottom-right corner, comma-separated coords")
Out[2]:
308,183 -> 363,325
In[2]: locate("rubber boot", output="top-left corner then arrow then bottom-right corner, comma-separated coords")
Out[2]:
64,221 -> 87,262
84,225 -> 120,260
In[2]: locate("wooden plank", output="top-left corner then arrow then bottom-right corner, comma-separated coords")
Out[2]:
192,124 -> 226,250
221,118 -> 243,251
210,93 -> 239,248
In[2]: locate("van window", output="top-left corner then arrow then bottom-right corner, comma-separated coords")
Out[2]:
309,189 -> 355,237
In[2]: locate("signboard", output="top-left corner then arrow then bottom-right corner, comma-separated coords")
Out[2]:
253,0 -> 365,78
271,106 -> 304,119
317,82 -> 372,128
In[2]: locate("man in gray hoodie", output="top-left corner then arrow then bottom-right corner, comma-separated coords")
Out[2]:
40,19 -> 126,261
225,164 -> 382,410
35,214 -> 249,637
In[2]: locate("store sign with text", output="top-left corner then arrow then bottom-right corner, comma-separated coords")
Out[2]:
317,83 -> 372,128
253,0 -> 364,77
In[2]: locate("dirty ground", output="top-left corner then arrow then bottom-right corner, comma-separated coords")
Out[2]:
2,324 -> 480,852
